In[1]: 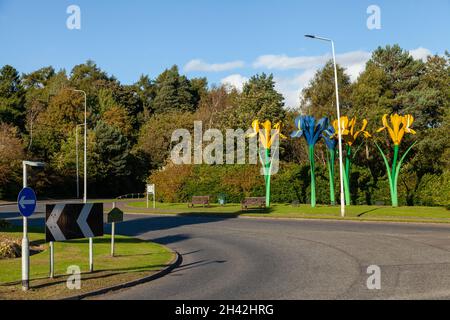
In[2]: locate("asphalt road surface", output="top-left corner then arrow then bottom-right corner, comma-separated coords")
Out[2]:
2,204 -> 450,299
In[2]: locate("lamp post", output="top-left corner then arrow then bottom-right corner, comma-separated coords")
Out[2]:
305,34 -> 345,217
70,89 -> 93,271
21,160 -> 45,290
71,89 -> 88,204
75,123 -> 85,199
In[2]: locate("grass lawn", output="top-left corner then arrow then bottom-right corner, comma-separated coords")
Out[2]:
0,226 -> 174,300
126,201 -> 450,223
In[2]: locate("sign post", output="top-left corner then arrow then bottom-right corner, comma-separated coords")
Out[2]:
18,187 -> 37,291
49,241 -> 54,278
20,160 -> 44,290
106,202 -> 123,257
147,184 -> 155,209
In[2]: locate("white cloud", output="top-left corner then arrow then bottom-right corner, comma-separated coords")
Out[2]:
274,69 -> 317,108
220,74 -> 249,91
253,50 -> 371,82
253,54 -> 325,70
184,59 -> 245,72
409,47 -> 432,62
253,50 -> 371,73
253,50 -> 372,106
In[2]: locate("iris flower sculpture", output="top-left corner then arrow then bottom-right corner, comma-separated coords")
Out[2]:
322,125 -> 338,205
333,116 -> 371,205
375,114 -> 416,207
248,119 -> 286,207
291,116 -> 329,207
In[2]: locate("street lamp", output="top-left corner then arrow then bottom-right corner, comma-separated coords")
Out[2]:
75,123 -> 85,199
70,89 -> 87,204
21,160 -> 45,291
70,89 -> 93,272
305,34 -> 346,217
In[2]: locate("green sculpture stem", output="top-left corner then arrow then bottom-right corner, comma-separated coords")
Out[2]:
264,147 -> 271,207
309,144 -> 316,207
326,148 -> 336,205
391,144 -> 399,179
343,145 -> 351,205
374,141 -> 416,207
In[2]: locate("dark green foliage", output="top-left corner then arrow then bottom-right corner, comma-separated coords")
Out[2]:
89,121 -> 133,196
224,73 -> 286,129
0,65 -> 25,128
152,65 -> 200,114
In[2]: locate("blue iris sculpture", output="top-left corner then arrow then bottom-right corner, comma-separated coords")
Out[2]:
291,116 -> 329,207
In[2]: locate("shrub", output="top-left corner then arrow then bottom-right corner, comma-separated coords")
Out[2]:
0,236 -> 21,259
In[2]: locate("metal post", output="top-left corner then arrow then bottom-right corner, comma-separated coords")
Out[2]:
21,162 -> 29,291
22,216 -> 29,291
111,202 -> 116,257
49,241 -> 54,278
153,190 -> 156,209
89,237 -> 93,272
146,191 -> 149,209
111,222 -> 115,257
73,90 -> 92,271
76,125 -> 79,199
304,35 -> 345,217
82,93 -> 87,204
331,41 -> 346,218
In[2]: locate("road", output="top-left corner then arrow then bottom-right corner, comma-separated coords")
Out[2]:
2,203 -> 450,299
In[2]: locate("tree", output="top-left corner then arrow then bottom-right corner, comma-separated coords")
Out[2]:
136,111 -> 195,168
101,105 -> 134,138
89,121 -> 132,195
195,85 -> 237,130
32,89 -> 84,158
134,74 -> 156,117
0,124 -> 24,197
22,66 -> 56,150
152,65 -> 199,114
0,65 -> 25,129
225,73 -> 285,129
368,44 -> 425,113
300,61 -> 352,119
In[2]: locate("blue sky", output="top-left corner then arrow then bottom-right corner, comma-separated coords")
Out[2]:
0,0 -> 449,107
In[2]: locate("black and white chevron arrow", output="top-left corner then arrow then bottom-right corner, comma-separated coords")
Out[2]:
45,203 -> 103,242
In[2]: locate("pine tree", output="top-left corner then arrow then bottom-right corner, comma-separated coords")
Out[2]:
0,65 -> 26,129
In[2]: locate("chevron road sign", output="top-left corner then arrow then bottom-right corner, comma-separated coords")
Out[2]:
45,203 -> 103,242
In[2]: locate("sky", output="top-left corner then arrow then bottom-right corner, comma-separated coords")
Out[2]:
0,0 -> 449,107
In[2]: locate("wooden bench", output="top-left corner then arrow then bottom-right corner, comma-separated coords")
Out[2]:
188,196 -> 210,208
241,197 -> 266,210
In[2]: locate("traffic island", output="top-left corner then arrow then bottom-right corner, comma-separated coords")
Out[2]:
124,202 -> 450,224
0,226 -> 176,300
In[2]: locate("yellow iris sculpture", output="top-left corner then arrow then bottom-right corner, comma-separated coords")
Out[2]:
375,114 -> 417,207
333,116 -> 371,205
248,120 -> 286,207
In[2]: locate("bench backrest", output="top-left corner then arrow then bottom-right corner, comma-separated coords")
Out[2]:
191,196 -> 210,203
242,197 -> 265,204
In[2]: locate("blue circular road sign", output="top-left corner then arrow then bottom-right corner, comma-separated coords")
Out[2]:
17,187 -> 37,217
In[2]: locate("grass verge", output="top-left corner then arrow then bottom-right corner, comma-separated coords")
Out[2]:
126,202 -> 450,224
0,226 -> 174,300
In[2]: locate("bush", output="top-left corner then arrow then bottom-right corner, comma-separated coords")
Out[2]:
415,171 -> 450,206
0,236 -> 21,259
147,162 -> 449,206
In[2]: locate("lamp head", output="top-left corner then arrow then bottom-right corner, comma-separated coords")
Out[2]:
304,34 -> 316,39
